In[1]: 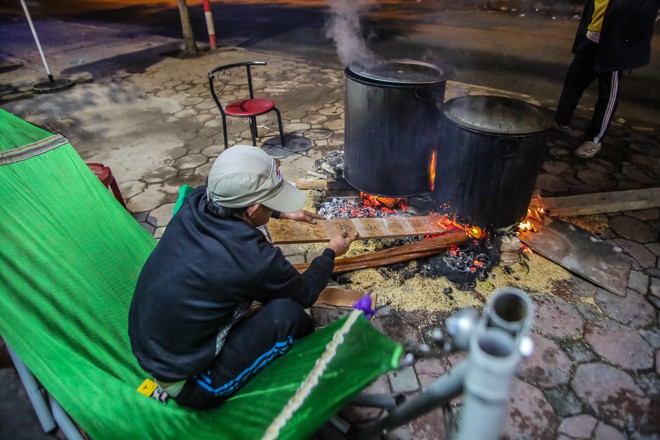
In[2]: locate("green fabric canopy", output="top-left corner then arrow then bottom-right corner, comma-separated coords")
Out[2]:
0,109 -> 401,439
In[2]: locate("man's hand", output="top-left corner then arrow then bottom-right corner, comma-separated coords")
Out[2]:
327,231 -> 359,257
280,210 -> 326,224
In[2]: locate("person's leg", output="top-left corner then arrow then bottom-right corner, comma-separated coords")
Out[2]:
585,70 -> 620,144
555,40 -> 599,127
173,298 -> 314,409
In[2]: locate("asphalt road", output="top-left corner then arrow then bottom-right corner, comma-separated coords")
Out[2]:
3,0 -> 659,123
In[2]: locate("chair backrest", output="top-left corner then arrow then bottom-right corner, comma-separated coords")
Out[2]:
208,61 -> 267,116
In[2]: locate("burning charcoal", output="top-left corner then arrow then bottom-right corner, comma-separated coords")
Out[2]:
422,241 -> 499,289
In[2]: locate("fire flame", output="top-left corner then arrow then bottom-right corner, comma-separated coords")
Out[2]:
429,150 -> 437,191
518,220 -> 535,232
359,192 -> 407,211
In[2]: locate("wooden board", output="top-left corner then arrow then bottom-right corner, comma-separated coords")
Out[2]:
268,216 -> 451,244
295,177 -> 327,190
530,187 -> 660,216
314,287 -> 375,308
519,216 -> 631,296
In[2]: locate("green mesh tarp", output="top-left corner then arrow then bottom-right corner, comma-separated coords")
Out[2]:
0,109 -> 402,439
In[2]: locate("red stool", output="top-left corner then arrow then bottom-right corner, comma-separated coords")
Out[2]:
87,163 -> 126,208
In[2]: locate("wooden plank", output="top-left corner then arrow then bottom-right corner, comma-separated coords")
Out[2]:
519,216 -> 631,296
295,177 -> 327,190
314,287 -> 376,308
530,187 -> 660,216
293,231 -> 470,273
268,215 -> 452,244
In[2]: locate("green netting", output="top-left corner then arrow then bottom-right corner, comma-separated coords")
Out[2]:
0,109 -> 402,439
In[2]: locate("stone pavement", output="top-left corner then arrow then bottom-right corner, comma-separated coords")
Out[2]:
1,22 -> 659,440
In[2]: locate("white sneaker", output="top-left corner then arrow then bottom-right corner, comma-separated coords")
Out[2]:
574,141 -> 601,159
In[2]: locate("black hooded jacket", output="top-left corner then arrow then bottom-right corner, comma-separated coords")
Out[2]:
572,0 -> 659,72
128,186 -> 335,381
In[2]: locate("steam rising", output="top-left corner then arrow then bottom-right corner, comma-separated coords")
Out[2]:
326,0 -> 375,66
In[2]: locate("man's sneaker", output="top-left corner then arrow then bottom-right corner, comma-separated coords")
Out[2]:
574,141 -> 601,159
553,120 -> 571,131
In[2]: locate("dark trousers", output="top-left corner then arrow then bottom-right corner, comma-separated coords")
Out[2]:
555,39 -> 620,144
173,298 -> 314,409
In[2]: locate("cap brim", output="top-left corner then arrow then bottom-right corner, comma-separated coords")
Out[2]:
260,180 -> 306,213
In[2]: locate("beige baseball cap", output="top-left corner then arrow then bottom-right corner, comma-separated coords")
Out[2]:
206,144 -> 305,212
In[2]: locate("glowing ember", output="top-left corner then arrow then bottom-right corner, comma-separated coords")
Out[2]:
360,192 -> 408,211
429,150 -> 437,191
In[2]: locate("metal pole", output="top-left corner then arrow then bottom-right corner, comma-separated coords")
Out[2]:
348,361 -> 468,439
19,0 -> 53,82
202,0 -> 217,49
49,395 -> 86,440
6,345 -> 57,433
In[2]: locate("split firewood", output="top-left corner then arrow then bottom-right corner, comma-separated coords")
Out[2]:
293,231 -> 470,274
295,177 -> 327,190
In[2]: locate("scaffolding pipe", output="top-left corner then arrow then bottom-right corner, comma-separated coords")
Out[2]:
6,345 -> 56,433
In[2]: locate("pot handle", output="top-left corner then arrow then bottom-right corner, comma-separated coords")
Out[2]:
495,138 -> 519,158
414,88 -> 435,102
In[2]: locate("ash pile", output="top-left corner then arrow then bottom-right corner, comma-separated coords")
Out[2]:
420,240 -> 499,289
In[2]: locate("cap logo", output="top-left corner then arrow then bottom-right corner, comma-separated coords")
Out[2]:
274,163 -> 282,182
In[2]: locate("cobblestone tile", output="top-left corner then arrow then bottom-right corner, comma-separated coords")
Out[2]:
544,385 -> 584,417
536,173 -> 570,194
174,153 -> 208,170
414,357 -> 448,389
503,379 -> 560,440
388,365 -> 419,393
143,166 -> 178,184
372,315 -> 422,345
119,180 -> 147,199
127,188 -> 168,212
384,406 -> 446,440
557,414 -> 597,438
626,208 -> 660,221
615,238 -> 657,269
148,203 -> 175,228
595,289 -> 655,327
576,168 -> 616,189
628,270 -> 650,294
585,319 -> 654,370
572,363 -> 651,430
593,422 -> 626,440
609,216 -> 657,243
519,333 -> 572,388
532,295 -> 584,339
562,340 -> 598,363
337,374 -> 390,424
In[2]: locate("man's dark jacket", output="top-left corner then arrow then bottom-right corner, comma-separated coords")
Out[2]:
573,0 -> 659,71
129,186 -> 335,381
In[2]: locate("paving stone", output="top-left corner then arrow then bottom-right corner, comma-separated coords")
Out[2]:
536,173 -> 570,194
638,328 -> 660,349
609,216 -> 658,243
148,203 -> 175,228
140,221 -> 156,235
337,374 -> 390,424
127,188 -> 167,212
503,379 -> 560,440
628,270 -> 650,294
650,277 -> 660,298
557,414 -> 597,438
372,315 -> 422,345
634,371 -> 660,399
119,180 -> 147,199
585,157 -> 618,173
615,238 -> 657,269
576,168 -> 617,189
201,144 -> 224,158
310,306 -> 351,328
388,365 -> 419,393
622,164 -> 657,185
153,226 -> 166,239
414,357 -> 448,389
562,340 -> 598,363
626,208 -> 660,221
518,333 -> 572,388
572,363 -> 651,429
595,289 -> 655,327
593,422 -> 626,440
585,319 -> 654,370
544,385 -> 583,417
532,295 -> 584,339
194,163 -> 212,179
645,242 -> 660,257
384,406 -> 446,440
131,211 -> 149,222
174,154 -> 208,170
143,166 -> 178,184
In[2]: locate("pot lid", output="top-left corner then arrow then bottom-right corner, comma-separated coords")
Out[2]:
348,59 -> 454,85
443,96 -> 551,135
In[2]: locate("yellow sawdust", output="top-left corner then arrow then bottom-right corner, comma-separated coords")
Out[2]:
475,251 -> 572,297
557,214 -> 610,236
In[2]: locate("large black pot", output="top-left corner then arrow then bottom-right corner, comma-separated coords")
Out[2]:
344,59 -> 454,197
433,95 -> 551,229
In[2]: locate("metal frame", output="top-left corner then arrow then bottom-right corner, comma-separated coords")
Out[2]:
208,61 -> 286,149
341,288 -> 535,440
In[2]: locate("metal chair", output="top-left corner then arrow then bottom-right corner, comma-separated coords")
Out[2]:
208,61 -> 286,148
